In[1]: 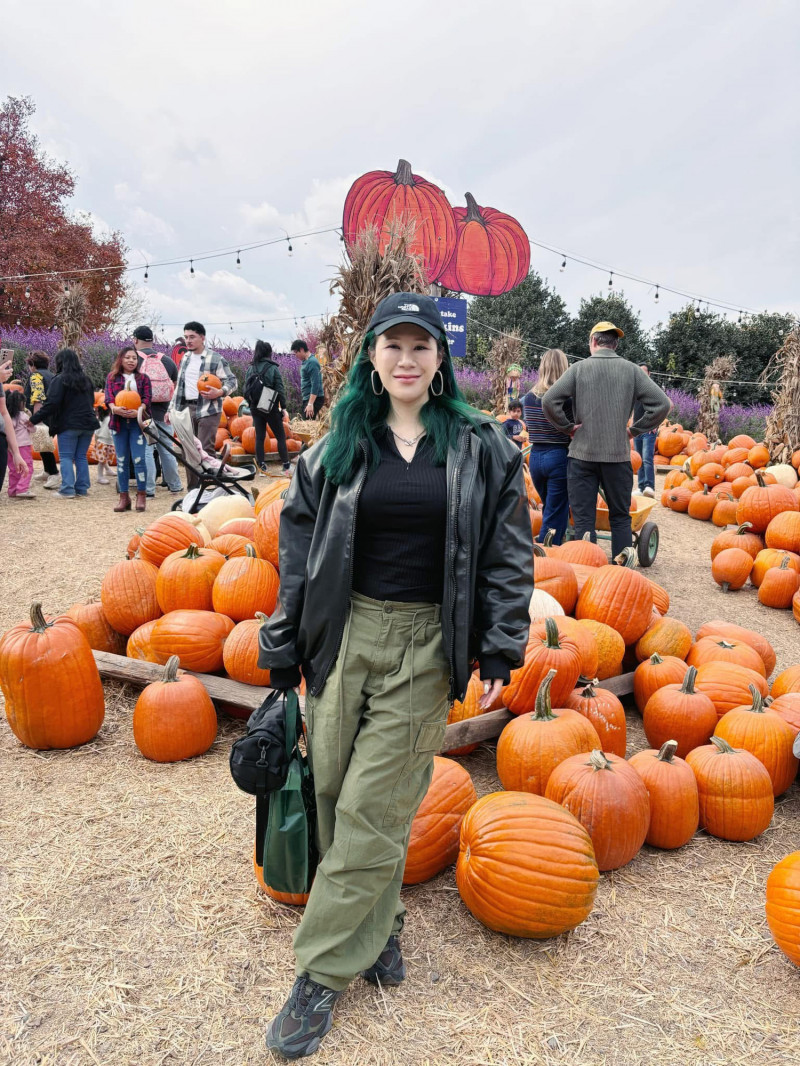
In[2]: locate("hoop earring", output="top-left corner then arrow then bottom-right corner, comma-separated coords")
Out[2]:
371,370 -> 385,396
429,370 -> 444,397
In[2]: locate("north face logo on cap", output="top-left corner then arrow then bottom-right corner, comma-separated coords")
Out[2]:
397,303 -> 420,312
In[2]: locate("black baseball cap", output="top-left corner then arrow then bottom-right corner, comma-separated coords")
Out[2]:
132,325 -> 154,342
367,292 -> 445,342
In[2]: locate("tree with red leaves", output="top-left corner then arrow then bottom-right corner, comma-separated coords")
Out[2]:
0,96 -> 127,332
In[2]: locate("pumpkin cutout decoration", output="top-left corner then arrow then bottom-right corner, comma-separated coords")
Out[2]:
403,757 -> 477,885
766,852 -> 800,967
342,158 -> 456,281
133,656 -> 217,763
438,192 -> 530,296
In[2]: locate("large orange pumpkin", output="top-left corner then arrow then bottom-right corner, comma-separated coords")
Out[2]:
714,686 -> 798,796
686,636 -> 767,677
695,620 -> 776,676
438,192 -> 530,296
709,523 -> 763,560
66,599 -> 126,655
564,681 -> 626,757
694,661 -> 769,720
100,558 -> 162,636
133,656 -> 217,762
150,610 -> 235,673
126,619 -> 166,664
736,472 -> 799,533
502,618 -> 582,714
253,498 -> 283,570
766,852 -> 800,967
212,545 -> 279,621
254,477 -> 291,515
686,736 -> 774,841
628,740 -> 699,850
156,544 -> 226,613
0,604 -> 106,750
223,613 -> 271,686
208,533 -> 254,560
575,560 -> 654,646
710,547 -> 753,591
455,791 -> 599,937
115,389 -> 141,410
765,511 -> 800,552
642,665 -> 718,758
771,665 -> 800,699
403,757 -> 477,885
139,514 -> 207,568
633,652 -> 688,712
750,547 -> 800,588
533,555 -> 578,614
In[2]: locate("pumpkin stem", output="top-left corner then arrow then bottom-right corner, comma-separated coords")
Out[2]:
580,682 -> 597,698
162,655 -> 181,683
680,666 -> 698,694
543,617 -> 561,650
394,159 -> 415,185
532,542 -> 547,557
755,471 -> 766,487
649,653 -> 664,665
721,582 -> 730,593
710,735 -> 737,755
656,740 -> 679,762
244,544 -> 257,558
533,669 -> 558,721
717,640 -> 736,650
255,612 -> 268,624
577,674 -> 600,687
29,602 -> 52,633
588,749 -> 614,771
778,557 -> 790,571
747,684 -> 765,713
463,192 -> 484,225
182,543 -> 203,560
543,529 -> 556,547
736,522 -> 753,534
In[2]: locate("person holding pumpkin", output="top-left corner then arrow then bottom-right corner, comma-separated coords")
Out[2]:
259,292 -> 533,1059
104,345 -> 152,512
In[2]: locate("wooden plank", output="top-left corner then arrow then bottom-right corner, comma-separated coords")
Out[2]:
441,708 -> 512,750
600,671 -> 635,697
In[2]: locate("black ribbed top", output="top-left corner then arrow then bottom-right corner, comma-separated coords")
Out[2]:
352,428 -> 447,604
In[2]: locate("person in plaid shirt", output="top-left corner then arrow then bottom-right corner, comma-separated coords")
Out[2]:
168,320 -> 238,489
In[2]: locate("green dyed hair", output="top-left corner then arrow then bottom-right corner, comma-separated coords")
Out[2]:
321,330 -> 483,485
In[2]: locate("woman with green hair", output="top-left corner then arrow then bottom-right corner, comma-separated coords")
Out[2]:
259,292 -> 532,1059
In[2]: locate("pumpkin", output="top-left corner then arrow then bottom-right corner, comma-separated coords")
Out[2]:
438,192 -> 530,296
714,685 -> 798,796
722,447 -> 750,468
576,619 -> 625,680
126,527 -> 145,559
709,523 -> 763,561
222,395 -> 238,417
444,674 -> 486,756
115,389 -> 141,410
533,555 -> 578,614
751,548 -> 800,588
455,790 -> 599,937
66,599 -> 126,655
686,736 -> 774,841
730,475 -> 757,499
557,532 -> 607,568
139,514 -> 207,567
694,661 -> 769,720
0,603 -> 105,750
100,558 -> 161,635
759,557 -> 800,609
662,486 -> 692,512
150,610 -> 234,673
545,749 -> 650,871
728,434 -> 757,450
686,637 -> 767,677
126,619 -> 166,664
253,498 -> 283,570
664,469 -> 689,490
657,427 -> 686,457
564,681 -> 626,757
222,613 -> 271,686
629,448 -> 642,473
633,653 -> 689,713
212,545 -> 279,622
208,533 -> 254,560
254,477 -> 291,515
723,461 -> 754,482
197,372 -> 222,394
528,588 -> 565,622
748,444 -> 770,469
502,618 -> 582,714
736,471 -> 799,532
687,484 -> 718,520
241,426 -> 256,454
169,511 -> 212,545
765,511 -> 800,553
642,665 -> 717,758
696,463 -> 725,487
219,516 -> 257,539
133,655 -> 217,762
765,463 -> 799,488
765,852 -> 800,967
647,578 -> 670,616
711,547 -> 753,591
343,158 -> 456,281
575,560 -> 654,646
403,757 -> 477,884
772,666 -> 800,699
197,494 -> 255,538
545,616 -> 599,678
628,741 -> 699,850
497,669 -> 601,795
228,414 -> 253,440
635,617 -> 692,663
711,493 -> 739,527
694,620 -> 776,676
795,588 -> 800,623
155,544 -> 226,613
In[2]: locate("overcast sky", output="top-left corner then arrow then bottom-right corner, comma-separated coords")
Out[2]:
5,0 -> 799,349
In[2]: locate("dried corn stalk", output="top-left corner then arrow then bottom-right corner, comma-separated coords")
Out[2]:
762,325 -> 800,463
696,354 -> 735,442
53,282 -> 90,353
488,330 -> 523,415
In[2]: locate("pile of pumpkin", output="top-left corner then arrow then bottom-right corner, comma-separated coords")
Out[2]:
216,394 -> 303,458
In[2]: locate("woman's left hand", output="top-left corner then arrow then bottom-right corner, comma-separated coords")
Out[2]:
479,679 -> 504,710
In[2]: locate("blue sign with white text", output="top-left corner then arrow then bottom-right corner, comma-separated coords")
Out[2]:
432,296 -> 467,359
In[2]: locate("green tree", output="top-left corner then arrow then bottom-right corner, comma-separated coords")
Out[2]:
729,312 -> 796,404
566,291 -> 653,364
465,271 -> 571,369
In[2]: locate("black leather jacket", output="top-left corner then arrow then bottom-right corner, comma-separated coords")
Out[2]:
258,418 -> 533,703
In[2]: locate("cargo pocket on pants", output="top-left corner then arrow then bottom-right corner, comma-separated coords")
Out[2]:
382,718 -> 447,828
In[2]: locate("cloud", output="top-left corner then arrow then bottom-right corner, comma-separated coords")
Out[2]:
124,206 -> 177,246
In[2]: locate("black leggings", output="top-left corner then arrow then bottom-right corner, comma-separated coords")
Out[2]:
253,407 -> 289,466
0,433 -> 6,492
41,450 -> 59,475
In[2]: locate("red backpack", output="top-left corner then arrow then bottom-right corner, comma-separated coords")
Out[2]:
140,351 -> 174,404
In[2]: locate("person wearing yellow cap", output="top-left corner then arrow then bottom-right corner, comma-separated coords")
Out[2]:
542,322 -> 670,557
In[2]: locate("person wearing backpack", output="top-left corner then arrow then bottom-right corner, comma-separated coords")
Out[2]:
244,340 -> 291,475
132,326 -> 183,495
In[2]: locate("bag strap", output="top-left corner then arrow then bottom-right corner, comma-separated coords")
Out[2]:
254,690 -> 300,867
284,690 -> 301,758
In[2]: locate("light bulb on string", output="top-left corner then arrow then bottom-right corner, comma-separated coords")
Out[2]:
63,280 -> 69,294
16,318 -> 21,326
144,265 -> 149,283
287,238 -> 293,256
104,280 -> 110,292
608,271 -> 614,289
24,285 -> 30,299
654,285 -> 659,303
229,322 -> 234,332
694,302 -> 701,319
236,251 -> 241,269
190,260 -> 195,278
559,257 -> 566,272
738,311 -> 743,325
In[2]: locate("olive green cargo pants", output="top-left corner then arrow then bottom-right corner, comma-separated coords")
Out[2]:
294,591 -> 450,990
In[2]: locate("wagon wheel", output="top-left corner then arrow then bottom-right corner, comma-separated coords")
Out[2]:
637,521 -> 659,567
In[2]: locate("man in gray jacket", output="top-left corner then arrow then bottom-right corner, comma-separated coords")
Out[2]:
542,321 -> 670,556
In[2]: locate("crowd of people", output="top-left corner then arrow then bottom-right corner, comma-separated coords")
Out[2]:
0,322 -> 327,510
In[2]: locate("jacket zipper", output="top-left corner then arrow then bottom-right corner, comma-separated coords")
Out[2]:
447,427 -> 469,702
312,442 -> 368,695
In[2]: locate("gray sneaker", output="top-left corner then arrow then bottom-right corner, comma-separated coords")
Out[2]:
43,475 -> 62,490
360,935 -> 406,987
266,976 -> 341,1059
642,486 -> 656,498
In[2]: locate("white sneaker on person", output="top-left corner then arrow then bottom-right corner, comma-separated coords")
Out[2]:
11,491 -> 36,499
642,487 -> 656,498
33,470 -> 48,482
44,475 -> 62,490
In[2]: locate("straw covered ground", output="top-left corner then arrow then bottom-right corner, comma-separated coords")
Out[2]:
1,468 -> 800,1066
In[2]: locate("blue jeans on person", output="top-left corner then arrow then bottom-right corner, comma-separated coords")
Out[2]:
145,419 -> 183,493
112,420 -> 148,493
58,430 -> 93,497
529,445 -> 570,544
634,431 -> 656,491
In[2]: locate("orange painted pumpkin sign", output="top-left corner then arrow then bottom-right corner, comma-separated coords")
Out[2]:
438,192 -> 530,296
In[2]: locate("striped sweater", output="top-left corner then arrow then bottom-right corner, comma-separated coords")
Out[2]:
542,352 -> 670,463
522,391 -> 571,447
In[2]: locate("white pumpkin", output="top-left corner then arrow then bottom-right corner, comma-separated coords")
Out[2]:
529,589 -> 565,622
197,495 -> 256,538
170,511 -> 211,544
766,463 -> 798,489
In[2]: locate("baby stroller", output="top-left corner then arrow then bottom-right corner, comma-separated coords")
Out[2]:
138,407 -> 256,514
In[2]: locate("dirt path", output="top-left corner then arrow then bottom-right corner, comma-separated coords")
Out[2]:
1,471 -> 799,1066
